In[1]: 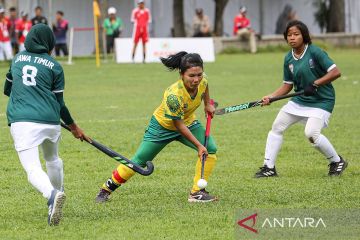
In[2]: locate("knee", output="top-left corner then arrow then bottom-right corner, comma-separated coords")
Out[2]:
207,144 -> 217,154
304,128 -> 320,144
271,121 -> 286,135
46,158 -> 63,169
131,154 -> 148,167
43,151 -> 59,162
26,166 -> 42,181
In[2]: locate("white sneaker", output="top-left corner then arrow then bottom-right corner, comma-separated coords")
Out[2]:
47,190 -> 66,226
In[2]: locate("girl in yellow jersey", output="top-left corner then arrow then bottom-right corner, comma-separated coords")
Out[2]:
95,51 -> 218,203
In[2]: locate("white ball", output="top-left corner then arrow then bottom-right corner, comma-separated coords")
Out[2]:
197,179 -> 208,189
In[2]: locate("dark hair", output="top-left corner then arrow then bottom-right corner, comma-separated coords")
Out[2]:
160,51 -> 203,74
9,7 -> 16,12
195,8 -> 203,14
283,20 -> 312,45
56,11 -> 64,16
35,6 -> 42,11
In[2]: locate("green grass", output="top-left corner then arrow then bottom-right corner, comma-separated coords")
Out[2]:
0,49 -> 359,239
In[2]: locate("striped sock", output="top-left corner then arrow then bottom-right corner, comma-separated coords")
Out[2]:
102,164 -> 136,192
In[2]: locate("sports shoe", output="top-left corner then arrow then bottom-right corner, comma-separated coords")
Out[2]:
47,189 -> 66,226
254,165 -> 278,178
95,189 -> 111,203
188,189 -> 218,203
328,155 -> 348,176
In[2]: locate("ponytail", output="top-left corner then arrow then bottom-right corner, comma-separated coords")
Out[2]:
160,51 -> 203,74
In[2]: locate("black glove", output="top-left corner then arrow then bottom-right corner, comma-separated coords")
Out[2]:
304,83 -> 319,96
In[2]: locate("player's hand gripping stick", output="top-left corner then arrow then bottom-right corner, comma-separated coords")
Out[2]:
197,99 -> 215,189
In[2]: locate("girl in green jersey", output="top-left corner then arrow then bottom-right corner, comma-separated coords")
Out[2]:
4,24 -> 88,226
255,20 -> 347,178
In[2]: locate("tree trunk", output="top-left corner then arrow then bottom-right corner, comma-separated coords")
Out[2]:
213,0 -> 229,36
327,0 -> 345,32
173,0 -> 186,37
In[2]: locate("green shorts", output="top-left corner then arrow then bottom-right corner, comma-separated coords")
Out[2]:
144,116 -> 201,143
131,116 -> 217,166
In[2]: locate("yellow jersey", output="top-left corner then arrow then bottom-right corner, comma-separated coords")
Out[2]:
153,78 -> 208,131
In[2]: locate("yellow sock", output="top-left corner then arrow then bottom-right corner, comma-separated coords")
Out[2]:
102,164 -> 136,192
191,154 -> 217,193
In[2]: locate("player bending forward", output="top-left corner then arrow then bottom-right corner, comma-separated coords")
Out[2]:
255,20 -> 347,178
4,24 -> 88,226
96,51 -> 218,203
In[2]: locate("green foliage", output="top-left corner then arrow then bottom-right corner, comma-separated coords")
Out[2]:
0,50 -> 359,239
313,0 -> 329,33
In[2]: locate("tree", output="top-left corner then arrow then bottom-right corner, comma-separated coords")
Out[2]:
213,0 -> 229,36
313,0 -> 328,33
327,0 -> 345,32
173,0 -> 186,37
313,0 -> 345,33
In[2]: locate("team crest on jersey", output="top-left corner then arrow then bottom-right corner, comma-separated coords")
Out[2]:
289,64 -> 294,74
309,58 -> 315,68
167,94 -> 181,113
183,103 -> 188,110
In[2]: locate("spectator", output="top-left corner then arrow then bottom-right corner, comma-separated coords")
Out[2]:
9,7 -> 18,54
192,8 -> 211,37
52,11 -> 68,56
103,7 -> 123,54
16,11 -> 32,52
131,0 -> 151,63
31,6 -> 48,26
233,6 -> 257,53
0,6 -> 13,60
275,4 -> 297,34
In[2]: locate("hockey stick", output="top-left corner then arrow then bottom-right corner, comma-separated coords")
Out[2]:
214,91 -> 304,115
60,123 -> 154,176
198,99 -> 215,189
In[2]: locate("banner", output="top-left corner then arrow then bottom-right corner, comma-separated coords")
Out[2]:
114,38 -> 215,63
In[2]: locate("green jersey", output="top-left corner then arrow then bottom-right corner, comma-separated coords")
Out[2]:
103,17 -> 123,36
6,52 -> 64,125
283,44 -> 336,113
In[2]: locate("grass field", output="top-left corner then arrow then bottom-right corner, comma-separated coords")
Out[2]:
0,49 -> 359,239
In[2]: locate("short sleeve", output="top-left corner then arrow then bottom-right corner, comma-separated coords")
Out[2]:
313,47 -> 335,72
53,67 -> 65,93
283,57 -> 293,84
6,65 -> 13,82
164,93 -> 184,120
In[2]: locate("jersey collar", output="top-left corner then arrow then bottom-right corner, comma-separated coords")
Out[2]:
179,79 -> 198,100
292,44 -> 308,61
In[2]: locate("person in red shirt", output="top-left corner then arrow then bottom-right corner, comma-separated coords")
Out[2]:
0,6 -> 13,60
131,0 -> 151,63
9,7 -> 18,54
16,11 -> 32,52
233,6 -> 257,53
